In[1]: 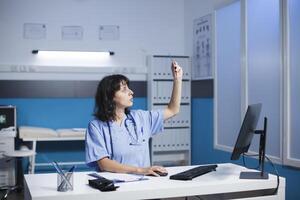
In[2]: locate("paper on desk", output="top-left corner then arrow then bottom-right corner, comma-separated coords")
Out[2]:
89,172 -> 148,183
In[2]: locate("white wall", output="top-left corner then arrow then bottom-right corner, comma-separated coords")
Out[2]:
0,0 -> 185,68
184,0 -> 237,57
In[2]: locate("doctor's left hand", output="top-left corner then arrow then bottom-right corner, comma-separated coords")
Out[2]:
137,166 -> 167,177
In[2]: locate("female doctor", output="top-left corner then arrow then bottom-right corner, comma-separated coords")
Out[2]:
85,61 -> 182,176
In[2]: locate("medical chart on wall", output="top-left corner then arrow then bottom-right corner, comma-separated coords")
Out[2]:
62,26 -> 83,40
23,23 -> 46,40
192,14 -> 212,80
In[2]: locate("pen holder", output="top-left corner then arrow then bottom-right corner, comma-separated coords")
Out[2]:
57,171 -> 74,192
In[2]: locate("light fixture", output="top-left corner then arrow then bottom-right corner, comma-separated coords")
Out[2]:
32,50 -> 114,56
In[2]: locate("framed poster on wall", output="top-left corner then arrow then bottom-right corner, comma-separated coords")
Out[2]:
192,14 -> 212,80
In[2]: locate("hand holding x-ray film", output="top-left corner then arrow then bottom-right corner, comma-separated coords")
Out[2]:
171,60 -> 183,80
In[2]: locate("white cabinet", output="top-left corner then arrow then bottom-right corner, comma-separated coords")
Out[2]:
0,137 -> 14,158
0,137 -> 15,187
148,55 -> 191,166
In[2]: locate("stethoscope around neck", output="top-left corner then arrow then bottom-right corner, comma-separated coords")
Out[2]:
105,113 -> 145,159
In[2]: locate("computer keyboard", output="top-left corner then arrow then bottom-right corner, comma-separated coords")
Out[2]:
169,164 -> 218,180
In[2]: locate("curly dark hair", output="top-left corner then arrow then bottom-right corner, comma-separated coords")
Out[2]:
94,74 -> 130,122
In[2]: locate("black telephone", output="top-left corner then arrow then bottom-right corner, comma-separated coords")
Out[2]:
88,176 -> 119,192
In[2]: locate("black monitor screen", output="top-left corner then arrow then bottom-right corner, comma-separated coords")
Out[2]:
231,103 -> 262,160
0,107 -> 15,130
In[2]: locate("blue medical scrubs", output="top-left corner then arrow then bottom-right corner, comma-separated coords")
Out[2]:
85,109 -> 164,171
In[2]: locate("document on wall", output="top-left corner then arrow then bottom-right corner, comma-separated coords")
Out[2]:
23,23 -> 46,40
192,14 -> 212,80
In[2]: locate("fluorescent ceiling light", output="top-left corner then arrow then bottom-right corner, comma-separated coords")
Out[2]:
32,50 -> 114,57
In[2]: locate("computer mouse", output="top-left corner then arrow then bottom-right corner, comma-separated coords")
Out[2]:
148,170 -> 168,177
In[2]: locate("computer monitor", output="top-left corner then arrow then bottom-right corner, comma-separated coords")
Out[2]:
0,105 -> 16,137
231,103 -> 269,179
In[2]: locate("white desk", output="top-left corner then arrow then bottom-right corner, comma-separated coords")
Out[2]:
22,136 -> 85,174
24,163 -> 285,200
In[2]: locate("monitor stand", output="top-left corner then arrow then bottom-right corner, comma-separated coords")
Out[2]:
240,117 -> 269,180
240,171 -> 269,179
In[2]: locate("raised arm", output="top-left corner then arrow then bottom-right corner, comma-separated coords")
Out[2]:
163,61 -> 183,120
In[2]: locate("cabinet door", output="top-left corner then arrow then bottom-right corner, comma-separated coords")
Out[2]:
215,1 -> 241,150
285,0 -> 300,167
247,0 -> 281,160
149,56 -> 191,166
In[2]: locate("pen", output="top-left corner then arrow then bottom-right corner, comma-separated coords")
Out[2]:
68,165 -> 76,173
